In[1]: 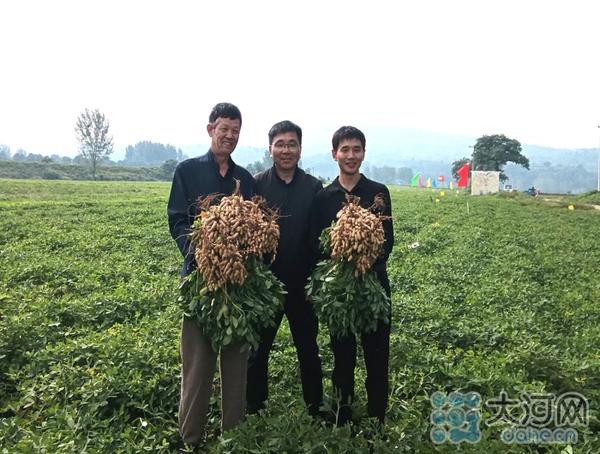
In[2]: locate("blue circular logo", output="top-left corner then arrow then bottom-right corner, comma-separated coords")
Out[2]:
430,427 -> 447,444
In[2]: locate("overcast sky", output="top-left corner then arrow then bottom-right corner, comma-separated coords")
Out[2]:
1,0 -> 599,156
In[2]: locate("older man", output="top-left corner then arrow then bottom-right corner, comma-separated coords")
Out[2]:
168,102 -> 253,449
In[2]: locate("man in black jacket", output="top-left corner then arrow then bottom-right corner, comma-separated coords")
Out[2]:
167,103 -> 253,448
309,125 -> 394,426
247,120 -> 324,416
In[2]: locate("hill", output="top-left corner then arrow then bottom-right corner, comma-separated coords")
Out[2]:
179,128 -> 599,192
3,126 -> 598,193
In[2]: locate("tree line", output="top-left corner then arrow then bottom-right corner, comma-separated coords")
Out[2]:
451,134 -> 530,182
1,108 -> 188,180
244,150 -> 416,185
7,110 -> 591,192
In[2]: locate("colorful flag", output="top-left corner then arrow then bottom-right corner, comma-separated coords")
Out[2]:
457,162 -> 470,188
426,177 -> 432,188
418,175 -> 423,187
411,172 -> 421,187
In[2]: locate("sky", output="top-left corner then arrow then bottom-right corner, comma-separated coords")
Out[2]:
1,0 -> 600,157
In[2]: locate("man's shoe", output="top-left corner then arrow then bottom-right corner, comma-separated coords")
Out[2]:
336,407 -> 352,427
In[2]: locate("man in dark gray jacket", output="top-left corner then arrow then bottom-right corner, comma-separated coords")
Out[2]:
247,120 -> 323,417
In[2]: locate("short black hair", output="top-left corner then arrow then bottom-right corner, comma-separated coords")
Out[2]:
268,120 -> 302,145
332,126 -> 366,150
209,102 -> 242,125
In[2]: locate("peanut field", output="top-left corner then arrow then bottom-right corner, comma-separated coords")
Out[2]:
1,179 -> 598,453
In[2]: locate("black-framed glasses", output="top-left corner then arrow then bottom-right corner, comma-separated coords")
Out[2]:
272,141 -> 300,152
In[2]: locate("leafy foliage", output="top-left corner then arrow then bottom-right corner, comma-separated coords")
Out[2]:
472,134 -> 529,182
307,259 -> 390,338
306,224 -> 390,338
0,159 -> 171,181
179,257 -> 285,351
74,108 -> 114,179
245,150 -> 272,175
0,180 -> 599,453
123,141 -> 184,166
0,144 -> 10,160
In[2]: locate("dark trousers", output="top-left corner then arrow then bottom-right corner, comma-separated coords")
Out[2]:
330,319 -> 391,424
247,288 -> 323,414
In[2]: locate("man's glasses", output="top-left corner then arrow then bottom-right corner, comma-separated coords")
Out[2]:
272,141 -> 300,152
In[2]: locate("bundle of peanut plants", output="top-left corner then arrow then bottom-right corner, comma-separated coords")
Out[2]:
179,182 -> 285,351
306,195 -> 390,338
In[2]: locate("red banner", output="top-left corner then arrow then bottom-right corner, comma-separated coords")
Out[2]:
457,163 -> 470,188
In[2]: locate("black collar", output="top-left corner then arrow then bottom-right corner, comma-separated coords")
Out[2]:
331,174 -> 365,193
272,165 -> 302,186
208,149 -> 236,178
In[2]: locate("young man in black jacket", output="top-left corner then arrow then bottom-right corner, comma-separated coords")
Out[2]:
167,103 -> 253,449
247,120 -> 324,416
309,125 -> 394,426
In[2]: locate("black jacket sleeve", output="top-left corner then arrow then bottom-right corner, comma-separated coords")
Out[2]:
375,186 -> 394,266
167,163 -> 193,260
306,180 -> 326,270
308,193 -> 326,266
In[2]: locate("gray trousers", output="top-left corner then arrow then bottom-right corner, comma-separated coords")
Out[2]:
179,318 -> 248,444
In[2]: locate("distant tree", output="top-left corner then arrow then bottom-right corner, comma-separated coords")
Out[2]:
246,150 -> 271,175
160,159 -> 178,179
246,162 -> 261,175
0,144 -> 10,160
363,164 -> 411,184
12,148 -> 28,162
26,153 -> 44,162
41,156 -> 53,163
72,154 -> 87,165
124,141 -> 183,165
381,165 -> 397,183
397,167 -> 413,184
451,157 -> 471,181
368,165 -> 397,184
472,134 -> 529,182
74,108 -> 114,179
261,150 -> 272,169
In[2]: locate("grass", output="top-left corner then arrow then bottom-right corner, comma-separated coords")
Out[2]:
0,180 -> 598,453
0,160 -> 169,181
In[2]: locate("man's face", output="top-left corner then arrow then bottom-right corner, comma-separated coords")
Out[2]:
332,138 -> 365,176
207,117 -> 241,158
269,131 -> 301,172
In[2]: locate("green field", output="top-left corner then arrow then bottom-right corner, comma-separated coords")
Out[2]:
1,179 -> 598,453
0,160 -> 170,182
